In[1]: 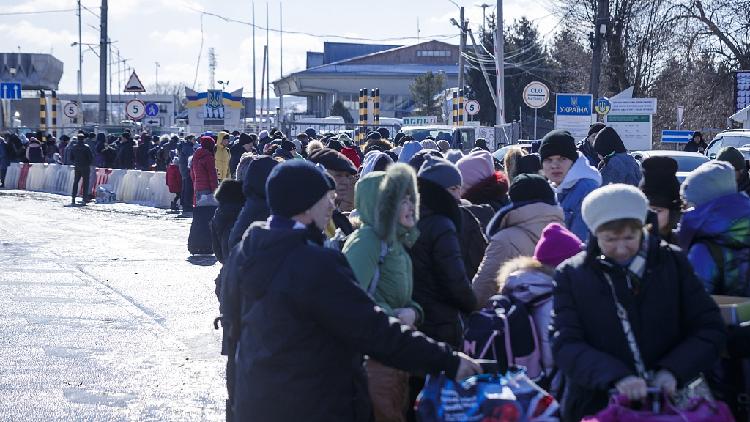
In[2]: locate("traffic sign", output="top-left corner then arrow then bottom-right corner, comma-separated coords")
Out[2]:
0,82 -> 22,100
145,102 -> 159,117
125,99 -> 146,120
594,97 -> 612,115
556,94 -> 593,116
63,102 -> 79,118
465,100 -> 480,116
124,71 -> 146,93
523,81 -> 550,109
143,117 -> 161,126
661,130 -> 694,143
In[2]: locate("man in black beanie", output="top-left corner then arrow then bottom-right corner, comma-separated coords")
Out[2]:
579,122 -> 605,166
229,133 -> 255,178
717,146 -> 750,195
594,126 -> 642,186
639,156 -> 681,242
221,159 -> 481,422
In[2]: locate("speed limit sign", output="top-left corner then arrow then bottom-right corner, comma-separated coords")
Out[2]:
125,99 -> 146,120
465,100 -> 480,116
63,102 -> 79,118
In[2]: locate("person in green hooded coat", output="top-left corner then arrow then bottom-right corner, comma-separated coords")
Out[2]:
343,163 -> 423,422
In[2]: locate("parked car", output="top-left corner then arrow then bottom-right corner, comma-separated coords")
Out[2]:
705,129 -> 750,159
400,125 -> 476,152
632,150 -> 709,183
492,143 -> 533,163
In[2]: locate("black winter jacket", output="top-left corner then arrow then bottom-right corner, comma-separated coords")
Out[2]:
458,206 -> 487,280
70,141 -> 93,168
115,140 -> 135,169
221,220 -> 461,422
552,233 -> 726,422
409,178 -> 478,348
210,180 -> 245,264
227,156 -> 278,249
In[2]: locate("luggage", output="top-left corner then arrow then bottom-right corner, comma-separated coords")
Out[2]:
188,205 -> 217,255
582,391 -> 735,422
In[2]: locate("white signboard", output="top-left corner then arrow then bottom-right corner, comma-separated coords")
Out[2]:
125,99 -> 146,120
555,114 -> 594,141
403,116 -> 438,126
609,98 -> 657,114
605,114 -> 653,151
523,81 -> 550,109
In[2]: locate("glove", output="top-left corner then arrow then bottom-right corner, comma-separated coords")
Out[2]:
652,369 -> 677,395
395,307 -> 417,328
455,352 -> 482,381
615,376 -> 648,401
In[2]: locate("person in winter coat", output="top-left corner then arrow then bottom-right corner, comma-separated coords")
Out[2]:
165,157 -> 182,211
211,179 -> 245,264
398,140 -> 422,163
343,164 -> 424,422
177,136 -> 196,215
457,149 -> 510,211
717,146 -> 750,196
679,161 -> 750,297
57,135 -> 70,164
229,133 -> 255,178
552,184 -> 726,422
135,134 -> 153,170
594,127 -> 642,186
115,132 -> 136,170
220,160 -> 481,422
191,136 -> 219,203
639,156 -> 682,243
308,147 -> 358,213
227,155 -> 279,249
93,133 -> 107,168
215,132 -> 232,181
101,139 -> 117,169
472,174 -> 564,307
26,137 -> 44,163
540,130 -> 602,241
683,131 -> 708,153
0,137 -> 7,187
409,155 -> 478,348
44,138 -> 58,163
578,122 -> 605,167
70,136 -> 94,204
493,223 -> 582,382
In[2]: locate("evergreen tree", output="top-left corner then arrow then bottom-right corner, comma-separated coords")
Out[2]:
330,100 -> 353,124
410,71 -> 445,116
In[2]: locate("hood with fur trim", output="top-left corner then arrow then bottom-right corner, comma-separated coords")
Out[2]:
214,179 -> 245,205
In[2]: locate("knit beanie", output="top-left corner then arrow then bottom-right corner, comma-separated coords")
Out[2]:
444,149 -> 464,164
238,132 -> 254,146
266,160 -> 335,218
681,161 -> 737,207
340,147 -> 362,169
437,140 -> 450,152
361,151 -> 393,176
516,154 -> 542,176
588,122 -> 606,137
533,223 -> 583,268
639,156 -> 680,210
717,146 -> 747,172
582,184 -> 648,233
304,127 -> 317,139
366,131 -> 382,141
594,127 -> 627,157
418,155 -> 462,190
398,141 -> 423,163
509,174 -> 557,206
327,139 -> 344,152
308,147 -> 357,174
421,139 -> 438,150
280,139 -> 296,152
539,130 -> 578,162
457,149 -> 495,191
408,149 -> 443,172
377,127 -> 390,140
258,130 -> 269,140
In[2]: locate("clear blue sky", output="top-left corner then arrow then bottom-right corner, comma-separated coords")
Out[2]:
0,0 -> 559,96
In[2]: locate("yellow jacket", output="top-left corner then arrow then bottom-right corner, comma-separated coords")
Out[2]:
215,133 -> 231,180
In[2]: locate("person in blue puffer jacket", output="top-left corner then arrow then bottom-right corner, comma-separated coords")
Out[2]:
594,126 -> 643,186
540,130 -> 602,241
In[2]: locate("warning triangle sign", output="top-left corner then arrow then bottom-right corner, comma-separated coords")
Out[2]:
124,71 -> 146,92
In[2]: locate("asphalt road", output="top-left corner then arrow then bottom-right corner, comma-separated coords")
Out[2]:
0,190 -> 225,421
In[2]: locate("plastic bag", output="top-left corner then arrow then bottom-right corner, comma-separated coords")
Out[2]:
96,184 -> 116,204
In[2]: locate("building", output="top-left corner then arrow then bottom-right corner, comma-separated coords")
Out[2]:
273,40 -> 459,118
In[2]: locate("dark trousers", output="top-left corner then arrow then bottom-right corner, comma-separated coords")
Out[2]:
0,166 -> 6,186
181,176 -> 194,212
72,166 -> 90,201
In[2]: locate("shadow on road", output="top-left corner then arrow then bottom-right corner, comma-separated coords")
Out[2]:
186,255 -> 217,266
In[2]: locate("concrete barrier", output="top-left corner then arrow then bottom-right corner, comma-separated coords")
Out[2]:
4,162 -> 21,189
42,164 -> 60,193
26,163 -> 47,191
133,171 -> 154,203
147,172 -> 172,208
119,170 -> 140,203
17,163 -> 30,190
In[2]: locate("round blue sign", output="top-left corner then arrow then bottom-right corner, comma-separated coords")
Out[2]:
594,97 -> 612,115
145,103 -> 159,117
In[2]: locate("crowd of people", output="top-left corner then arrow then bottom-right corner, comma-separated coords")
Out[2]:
1,123 -> 748,421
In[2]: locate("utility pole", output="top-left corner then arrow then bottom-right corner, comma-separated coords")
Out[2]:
495,0 -> 505,124
98,0 -> 108,125
589,0 -> 609,99
77,0 -> 83,125
252,2 -> 256,130
279,2 -> 283,126
155,62 -> 160,93
266,2 -> 270,130
458,6 -> 466,96
478,3 -> 490,33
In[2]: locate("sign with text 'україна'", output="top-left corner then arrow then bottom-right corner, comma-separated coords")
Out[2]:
555,94 -> 593,140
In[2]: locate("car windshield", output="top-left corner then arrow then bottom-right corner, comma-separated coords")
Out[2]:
671,155 -> 709,172
718,135 -> 750,148
401,128 -> 452,142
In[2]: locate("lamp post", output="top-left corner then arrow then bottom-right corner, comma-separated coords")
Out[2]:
7,67 -> 16,129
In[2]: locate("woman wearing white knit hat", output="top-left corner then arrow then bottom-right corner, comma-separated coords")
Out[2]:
551,183 -> 726,422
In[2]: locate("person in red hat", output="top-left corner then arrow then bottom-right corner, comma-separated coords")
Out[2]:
191,136 -> 219,205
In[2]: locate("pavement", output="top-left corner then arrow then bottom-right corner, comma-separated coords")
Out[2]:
0,190 -> 225,421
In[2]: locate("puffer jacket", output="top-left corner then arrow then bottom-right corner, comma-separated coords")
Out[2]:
115,139 -> 136,169
228,156 -> 279,249
409,178 -> 477,348
678,192 -> 750,297
599,152 -> 642,187
165,164 -> 182,194
210,179 -> 246,264
191,147 -> 219,193
215,133 -> 231,180
220,219 -> 461,422
555,153 -> 602,241
458,206 -> 487,280
552,232 -> 726,422
472,202 -> 564,308
26,141 -> 44,163
343,164 -> 423,320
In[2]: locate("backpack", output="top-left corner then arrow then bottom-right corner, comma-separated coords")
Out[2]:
463,294 -> 547,380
